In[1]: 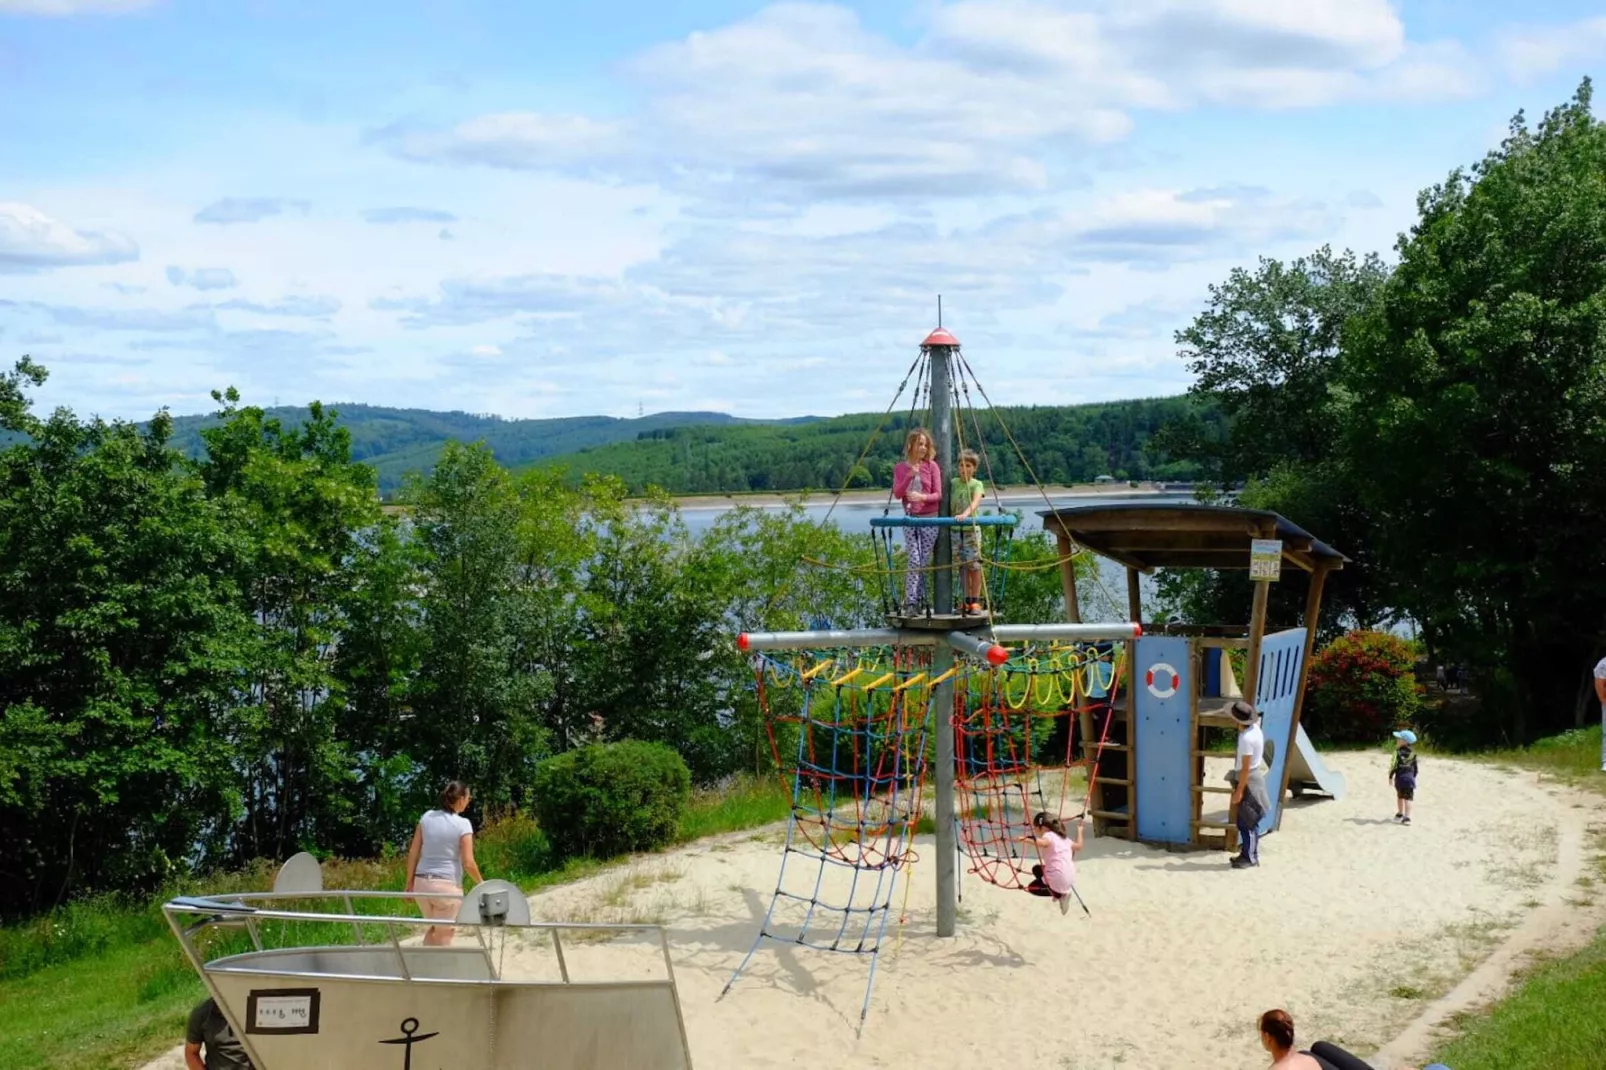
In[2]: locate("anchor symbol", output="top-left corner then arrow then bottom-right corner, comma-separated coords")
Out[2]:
379,1017 -> 439,1070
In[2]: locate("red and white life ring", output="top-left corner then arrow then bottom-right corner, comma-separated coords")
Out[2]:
1145,662 -> 1179,699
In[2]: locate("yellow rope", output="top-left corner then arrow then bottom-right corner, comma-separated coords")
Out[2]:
800,659 -> 835,681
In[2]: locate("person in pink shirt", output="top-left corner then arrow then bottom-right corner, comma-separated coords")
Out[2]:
892,427 -> 941,612
1022,811 -> 1083,915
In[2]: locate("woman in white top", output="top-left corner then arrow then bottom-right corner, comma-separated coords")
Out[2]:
1229,700 -> 1270,869
404,780 -> 484,945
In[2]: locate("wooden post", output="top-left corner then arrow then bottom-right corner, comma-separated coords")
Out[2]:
1125,567 -> 1142,626
1244,580 -> 1270,705
1272,562 -> 1332,830
1055,532 -> 1082,623
1058,533 -> 1097,771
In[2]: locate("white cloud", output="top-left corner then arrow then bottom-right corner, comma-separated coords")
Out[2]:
0,203 -> 139,271
166,265 -> 239,291
1500,16 -> 1606,81
362,206 -> 459,224
0,0 -> 158,13
194,197 -> 310,224
217,295 -> 342,317
372,113 -> 630,174
379,1 -> 1477,205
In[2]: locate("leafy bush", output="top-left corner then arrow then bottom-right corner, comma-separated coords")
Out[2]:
530,741 -> 691,861
1304,630 -> 1423,744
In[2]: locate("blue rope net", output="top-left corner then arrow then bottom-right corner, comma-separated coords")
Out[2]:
721,646 -> 935,1031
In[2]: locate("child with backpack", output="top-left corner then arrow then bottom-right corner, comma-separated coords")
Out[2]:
1389,729 -> 1419,825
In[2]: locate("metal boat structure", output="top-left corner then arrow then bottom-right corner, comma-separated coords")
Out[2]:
164,854 -> 694,1069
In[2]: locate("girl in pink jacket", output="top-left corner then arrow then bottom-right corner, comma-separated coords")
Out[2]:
892,428 -> 940,611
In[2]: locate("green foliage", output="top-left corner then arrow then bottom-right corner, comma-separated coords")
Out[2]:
0,365 -> 251,913
1339,81 -> 1606,742
1165,81 -> 1606,744
162,405 -> 792,495
534,397 -> 1214,495
1303,630 -> 1423,744
530,741 -> 692,861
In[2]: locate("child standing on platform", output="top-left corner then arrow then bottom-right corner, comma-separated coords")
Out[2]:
951,448 -> 986,614
1389,729 -> 1419,825
1022,811 -> 1083,915
892,428 -> 941,612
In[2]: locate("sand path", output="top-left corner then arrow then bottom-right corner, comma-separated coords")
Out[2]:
137,754 -> 1599,1070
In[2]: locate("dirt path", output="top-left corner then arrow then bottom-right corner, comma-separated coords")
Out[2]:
1369,775 -> 1605,1069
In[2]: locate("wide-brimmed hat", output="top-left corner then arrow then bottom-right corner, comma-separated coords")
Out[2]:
1228,700 -> 1259,725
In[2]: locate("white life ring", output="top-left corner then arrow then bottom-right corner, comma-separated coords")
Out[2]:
1145,662 -> 1179,699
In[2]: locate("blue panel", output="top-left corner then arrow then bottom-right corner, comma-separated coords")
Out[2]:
1252,628 -> 1307,834
1202,647 -> 1222,697
1134,636 -> 1193,844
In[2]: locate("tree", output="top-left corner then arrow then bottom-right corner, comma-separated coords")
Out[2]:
407,442 -> 551,811
198,391 -> 383,864
1342,81 -> 1606,740
1159,249 -> 1390,635
0,360 -> 250,914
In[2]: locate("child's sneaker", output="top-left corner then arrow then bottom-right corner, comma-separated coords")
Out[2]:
1058,893 -> 1071,915
1401,817 -> 1411,825
1392,813 -> 1405,822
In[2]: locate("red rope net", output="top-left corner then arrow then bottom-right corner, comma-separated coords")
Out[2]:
954,643 -> 1125,891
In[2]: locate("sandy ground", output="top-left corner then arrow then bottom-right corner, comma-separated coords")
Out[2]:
139,753 -> 1601,1070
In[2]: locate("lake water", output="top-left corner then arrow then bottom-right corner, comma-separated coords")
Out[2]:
673,490 -> 1199,618
673,490 -> 1198,538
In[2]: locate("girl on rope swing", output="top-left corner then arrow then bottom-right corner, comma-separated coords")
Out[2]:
891,427 -> 941,614
1020,811 -> 1085,915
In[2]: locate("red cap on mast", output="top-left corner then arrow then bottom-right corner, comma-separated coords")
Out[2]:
921,327 -> 960,348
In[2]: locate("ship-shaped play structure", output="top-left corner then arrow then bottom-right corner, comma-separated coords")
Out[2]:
164,857 -> 693,1070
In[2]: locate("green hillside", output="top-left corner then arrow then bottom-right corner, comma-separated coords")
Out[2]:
533,395 -> 1219,494
160,404 -> 816,494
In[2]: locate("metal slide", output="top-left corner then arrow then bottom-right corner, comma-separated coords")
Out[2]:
1285,722 -> 1347,800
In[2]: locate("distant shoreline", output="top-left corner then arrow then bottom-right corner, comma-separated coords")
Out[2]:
380,481 -> 1187,513
667,482 -> 1169,509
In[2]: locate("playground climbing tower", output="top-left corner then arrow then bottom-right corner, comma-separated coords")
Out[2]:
723,320 -> 1138,1028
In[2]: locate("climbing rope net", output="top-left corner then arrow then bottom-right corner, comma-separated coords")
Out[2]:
720,644 -> 940,1029
722,636 -> 1128,1028
955,641 -> 1126,891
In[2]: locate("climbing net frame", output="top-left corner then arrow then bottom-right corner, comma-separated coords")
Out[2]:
724,622 -> 1138,1030
954,641 -> 1127,892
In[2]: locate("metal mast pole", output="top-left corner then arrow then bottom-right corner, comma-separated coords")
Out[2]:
926,323 -> 958,938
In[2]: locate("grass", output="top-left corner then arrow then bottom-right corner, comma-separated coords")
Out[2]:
1477,725 -> 1604,789
0,773 -> 795,1070
1416,724 -> 1606,1067
1430,929 -> 1606,1069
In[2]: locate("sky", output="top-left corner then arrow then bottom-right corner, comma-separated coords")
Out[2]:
2,1 -> 1604,423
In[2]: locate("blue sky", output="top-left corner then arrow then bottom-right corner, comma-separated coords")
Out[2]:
2,1 -> 1603,422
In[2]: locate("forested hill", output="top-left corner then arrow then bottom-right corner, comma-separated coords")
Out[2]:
533,395 -> 1219,495
161,404 -> 818,493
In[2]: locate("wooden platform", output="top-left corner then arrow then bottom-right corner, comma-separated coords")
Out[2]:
883,611 -> 994,631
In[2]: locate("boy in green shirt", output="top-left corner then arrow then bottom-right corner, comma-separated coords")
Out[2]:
952,449 -> 986,614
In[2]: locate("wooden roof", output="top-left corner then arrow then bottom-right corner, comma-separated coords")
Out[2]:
1038,503 -> 1347,574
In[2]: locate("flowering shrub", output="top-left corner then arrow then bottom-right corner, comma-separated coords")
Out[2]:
1303,630 -> 1423,744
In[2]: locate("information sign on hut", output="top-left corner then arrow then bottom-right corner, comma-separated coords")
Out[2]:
1249,539 -> 1283,581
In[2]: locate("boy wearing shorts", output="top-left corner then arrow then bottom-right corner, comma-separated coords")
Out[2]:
951,449 -> 986,614
1389,729 -> 1419,825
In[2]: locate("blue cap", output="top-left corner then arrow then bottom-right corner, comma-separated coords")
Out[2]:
1393,729 -> 1417,745
1423,1064 -> 1451,1070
